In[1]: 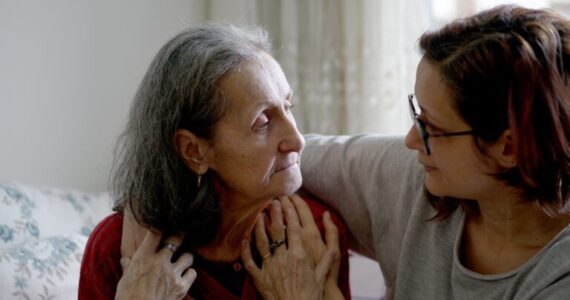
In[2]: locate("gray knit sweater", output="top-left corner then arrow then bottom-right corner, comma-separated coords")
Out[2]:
301,134 -> 570,300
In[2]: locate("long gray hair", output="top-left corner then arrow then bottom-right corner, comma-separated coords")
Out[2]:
112,23 -> 271,246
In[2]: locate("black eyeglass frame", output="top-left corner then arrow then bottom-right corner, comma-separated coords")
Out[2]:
408,94 -> 475,155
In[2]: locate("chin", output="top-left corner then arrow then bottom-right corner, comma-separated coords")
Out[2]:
424,176 -> 445,197
283,177 -> 302,195
277,172 -> 303,196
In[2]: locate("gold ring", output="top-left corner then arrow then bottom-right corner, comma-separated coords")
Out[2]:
262,252 -> 271,260
162,242 -> 178,253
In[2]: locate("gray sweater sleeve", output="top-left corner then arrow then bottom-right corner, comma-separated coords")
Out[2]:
301,134 -> 570,299
300,134 -> 425,286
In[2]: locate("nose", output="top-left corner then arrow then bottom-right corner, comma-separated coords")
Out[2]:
404,124 -> 423,152
279,115 -> 305,153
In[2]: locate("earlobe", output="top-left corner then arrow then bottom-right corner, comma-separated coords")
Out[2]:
174,129 -> 210,174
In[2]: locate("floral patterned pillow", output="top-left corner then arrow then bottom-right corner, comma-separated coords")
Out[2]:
0,183 -> 113,299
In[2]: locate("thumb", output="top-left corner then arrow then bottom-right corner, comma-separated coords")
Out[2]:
120,256 -> 131,272
315,248 -> 336,286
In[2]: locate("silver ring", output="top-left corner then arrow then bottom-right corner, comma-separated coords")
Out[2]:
269,239 -> 286,252
162,242 -> 178,253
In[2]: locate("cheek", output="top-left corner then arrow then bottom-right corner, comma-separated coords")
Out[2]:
430,152 -> 485,195
239,149 -> 277,180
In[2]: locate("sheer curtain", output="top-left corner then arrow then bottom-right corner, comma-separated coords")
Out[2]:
208,0 -> 430,135
206,0 -> 570,135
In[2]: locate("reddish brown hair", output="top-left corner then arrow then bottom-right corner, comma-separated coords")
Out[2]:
419,5 -> 570,219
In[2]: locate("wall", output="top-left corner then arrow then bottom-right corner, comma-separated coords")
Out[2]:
0,0 -> 206,191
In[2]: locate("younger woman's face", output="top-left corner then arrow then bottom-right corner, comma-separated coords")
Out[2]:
405,58 -> 499,200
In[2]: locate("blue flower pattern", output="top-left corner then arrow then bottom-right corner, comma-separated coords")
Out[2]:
0,183 -> 111,299
26,222 -> 39,238
0,225 -> 15,243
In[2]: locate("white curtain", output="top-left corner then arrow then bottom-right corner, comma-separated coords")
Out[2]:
208,0 -> 431,135
205,0 -> 570,135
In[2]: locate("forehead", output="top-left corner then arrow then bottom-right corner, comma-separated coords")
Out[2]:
218,52 -> 289,111
414,58 -> 466,126
415,58 -> 450,104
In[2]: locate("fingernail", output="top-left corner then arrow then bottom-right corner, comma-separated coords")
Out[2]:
120,257 -> 129,268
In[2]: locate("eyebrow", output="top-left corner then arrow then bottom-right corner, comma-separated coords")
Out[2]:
417,103 -> 445,126
249,89 -> 294,116
286,89 -> 293,101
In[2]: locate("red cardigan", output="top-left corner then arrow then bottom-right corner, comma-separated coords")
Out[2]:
79,197 -> 351,299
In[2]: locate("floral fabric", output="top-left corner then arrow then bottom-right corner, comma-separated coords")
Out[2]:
0,183 -> 112,299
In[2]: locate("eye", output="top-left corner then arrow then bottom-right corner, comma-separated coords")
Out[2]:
253,113 -> 269,129
423,119 -> 444,134
284,102 -> 295,114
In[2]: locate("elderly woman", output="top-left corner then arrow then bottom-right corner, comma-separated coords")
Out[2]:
78,23 -> 350,299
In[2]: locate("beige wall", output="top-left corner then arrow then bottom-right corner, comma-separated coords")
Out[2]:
0,0 -> 206,191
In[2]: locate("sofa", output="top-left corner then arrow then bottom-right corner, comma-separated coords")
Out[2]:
0,183 -> 113,299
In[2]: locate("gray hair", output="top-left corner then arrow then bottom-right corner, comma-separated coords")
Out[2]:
112,23 -> 272,246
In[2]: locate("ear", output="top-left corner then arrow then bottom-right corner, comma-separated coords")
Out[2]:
488,129 -> 517,169
174,129 -> 210,175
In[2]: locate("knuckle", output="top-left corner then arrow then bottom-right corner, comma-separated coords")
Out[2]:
292,249 -> 306,261
307,229 -> 320,240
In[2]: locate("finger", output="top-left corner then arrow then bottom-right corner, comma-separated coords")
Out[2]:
315,248 -> 335,286
121,208 -> 146,258
254,213 -> 271,258
323,211 -> 339,252
290,194 -> 317,229
181,267 -> 197,288
284,207 -> 302,251
136,229 -> 163,257
268,200 -> 287,250
323,211 -> 340,281
173,253 -> 194,274
120,256 -> 131,272
241,239 -> 273,297
279,195 -> 295,211
241,239 -> 263,277
159,231 -> 186,257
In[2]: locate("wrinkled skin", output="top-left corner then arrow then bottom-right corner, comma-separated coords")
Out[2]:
115,230 -> 195,300
240,195 -> 344,300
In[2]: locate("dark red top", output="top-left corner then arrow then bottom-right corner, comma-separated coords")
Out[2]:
79,197 -> 351,299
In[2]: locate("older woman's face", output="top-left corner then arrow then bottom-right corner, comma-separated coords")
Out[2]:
206,51 -> 304,203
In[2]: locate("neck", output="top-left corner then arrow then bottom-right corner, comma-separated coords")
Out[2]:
469,187 -> 569,247
462,185 -> 570,274
194,192 -> 271,263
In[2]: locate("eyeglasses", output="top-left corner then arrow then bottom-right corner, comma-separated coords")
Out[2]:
408,94 -> 475,155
